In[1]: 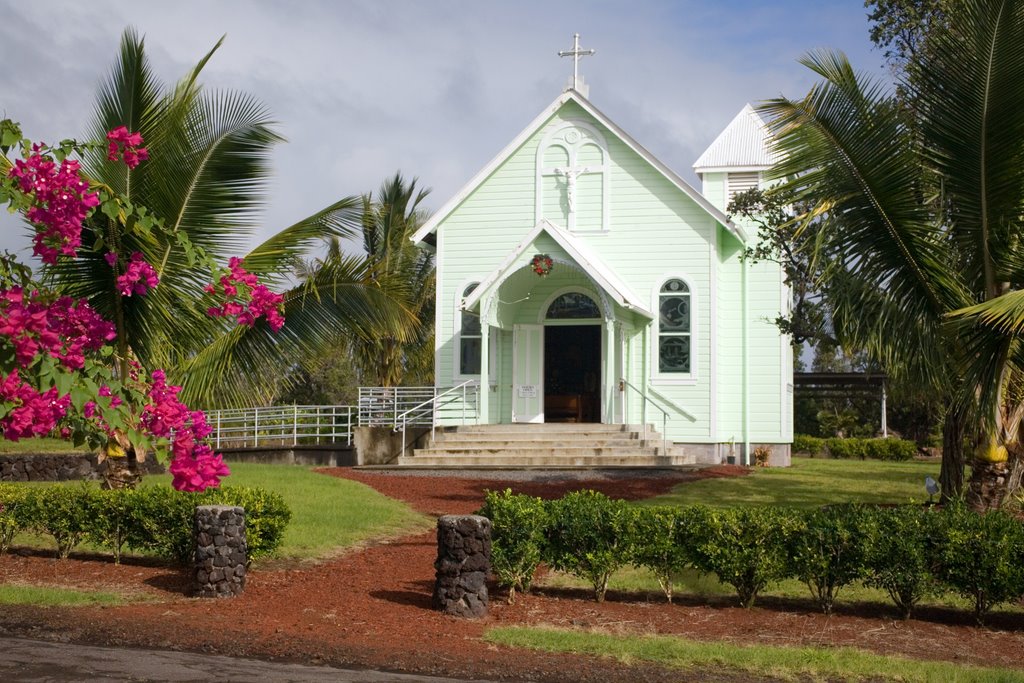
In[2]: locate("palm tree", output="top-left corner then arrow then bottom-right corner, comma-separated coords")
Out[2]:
45,29 -> 412,408
759,0 -> 1024,509
301,173 -> 435,388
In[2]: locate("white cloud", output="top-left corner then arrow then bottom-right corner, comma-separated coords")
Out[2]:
0,0 -> 886,257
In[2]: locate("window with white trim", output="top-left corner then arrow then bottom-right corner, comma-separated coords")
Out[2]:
459,283 -> 482,375
658,279 -> 691,374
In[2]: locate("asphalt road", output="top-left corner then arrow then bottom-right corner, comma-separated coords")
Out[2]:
0,636 -> 496,683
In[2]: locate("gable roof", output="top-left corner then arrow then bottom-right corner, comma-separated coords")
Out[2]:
693,103 -> 776,173
462,218 -> 653,319
411,89 -> 747,245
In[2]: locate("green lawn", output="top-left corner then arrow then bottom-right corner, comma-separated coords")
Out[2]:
645,456 -> 940,508
0,437 -> 90,454
0,584 -> 130,607
142,462 -> 432,561
485,627 -> 1024,683
10,463 -> 431,562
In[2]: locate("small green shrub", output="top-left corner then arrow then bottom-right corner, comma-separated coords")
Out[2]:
26,485 -> 95,559
792,435 -> 825,457
883,439 -> 917,461
933,504 -> 1024,622
862,439 -> 889,460
87,488 -> 138,564
544,490 -> 634,602
630,505 -> 698,603
479,489 -> 548,603
211,486 -> 291,561
0,484 -> 29,554
861,506 -> 937,618
691,506 -> 802,608
825,438 -> 867,460
790,505 -> 868,614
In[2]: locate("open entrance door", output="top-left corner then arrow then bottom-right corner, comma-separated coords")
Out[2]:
544,324 -> 601,422
512,324 -> 544,423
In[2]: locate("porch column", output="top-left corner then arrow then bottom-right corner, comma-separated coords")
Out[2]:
604,319 -> 614,423
479,323 -> 490,424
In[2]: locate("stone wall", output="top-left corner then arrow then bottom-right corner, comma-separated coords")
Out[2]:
0,453 -> 164,482
193,505 -> 247,598
432,514 -> 491,618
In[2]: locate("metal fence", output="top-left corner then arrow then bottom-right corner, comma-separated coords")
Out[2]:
357,384 -> 479,428
206,405 -> 355,449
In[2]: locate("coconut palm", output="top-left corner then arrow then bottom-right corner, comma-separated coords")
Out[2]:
760,0 -> 1024,509
44,29 -> 412,408
301,173 -> 435,388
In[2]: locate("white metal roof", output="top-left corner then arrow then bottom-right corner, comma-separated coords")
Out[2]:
693,104 -> 776,173
411,89 -> 747,245
462,218 -> 654,319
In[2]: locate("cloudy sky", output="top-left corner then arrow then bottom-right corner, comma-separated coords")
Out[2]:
0,0 -> 887,257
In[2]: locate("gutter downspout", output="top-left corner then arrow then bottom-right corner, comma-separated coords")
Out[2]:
743,255 -> 751,466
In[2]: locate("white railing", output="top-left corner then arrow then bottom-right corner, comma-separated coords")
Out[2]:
358,384 -> 479,429
206,405 -> 354,449
618,378 -> 669,456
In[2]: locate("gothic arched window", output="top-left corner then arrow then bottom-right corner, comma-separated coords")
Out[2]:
658,279 -> 691,374
536,121 -> 609,232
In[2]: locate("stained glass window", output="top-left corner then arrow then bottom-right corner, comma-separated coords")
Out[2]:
460,283 -> 481,375
546,292 -> 601,319
658,279 -> 690,373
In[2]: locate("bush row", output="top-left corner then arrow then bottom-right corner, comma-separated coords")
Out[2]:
792,435 -> 917,461
480,489 -> 1024,621
0,483 -> 291,565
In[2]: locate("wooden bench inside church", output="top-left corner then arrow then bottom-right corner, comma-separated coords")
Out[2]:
545,394 -> 582,422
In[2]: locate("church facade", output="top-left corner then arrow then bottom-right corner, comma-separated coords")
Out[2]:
411,88 -> 792,465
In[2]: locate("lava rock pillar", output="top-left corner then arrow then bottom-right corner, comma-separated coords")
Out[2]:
432,514 -> 491,617
193,505 -> 247,598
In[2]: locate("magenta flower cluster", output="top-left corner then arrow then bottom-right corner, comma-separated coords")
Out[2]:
205,257 -> 285,332
142,370 -> 230,492
106,126 -> 149,169
0,288 -> 116,370
8,151 -> 99,264
109,251 -> 160,296
0,371 -> 70,441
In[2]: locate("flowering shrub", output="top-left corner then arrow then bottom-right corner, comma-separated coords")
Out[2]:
0,118 -> 287,491
205,257 -> 285,331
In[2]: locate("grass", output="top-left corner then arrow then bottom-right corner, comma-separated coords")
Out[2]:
485,627 -> 1024,682
141,463 -> 432,560
0,583 -> 129,607
11,463 -> 431,562
0,437 -> 90,454
645,456 -> 940,508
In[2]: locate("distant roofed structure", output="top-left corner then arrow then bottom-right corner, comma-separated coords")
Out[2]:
693,103 -> 776,176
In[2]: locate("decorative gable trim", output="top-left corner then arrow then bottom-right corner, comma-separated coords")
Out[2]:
461,218 -> 654,319
410,89 -> 747,245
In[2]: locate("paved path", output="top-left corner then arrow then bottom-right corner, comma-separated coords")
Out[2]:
1,637 -> 495,682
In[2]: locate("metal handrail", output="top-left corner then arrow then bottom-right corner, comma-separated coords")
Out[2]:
618,377 -> 669,456
206,404 -> 354,449
395,379 -> 477,459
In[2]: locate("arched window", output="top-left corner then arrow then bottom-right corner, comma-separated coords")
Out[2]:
658,279 -> 691,374
459,283 -> 482,375
536,121 -> 610,232
546,292 -> 601,320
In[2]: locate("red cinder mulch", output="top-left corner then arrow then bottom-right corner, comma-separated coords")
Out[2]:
0,465 -> 1022,682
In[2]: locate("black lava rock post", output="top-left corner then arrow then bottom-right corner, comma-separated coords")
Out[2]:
432,514 -> 491,617
193,505 -> 247,598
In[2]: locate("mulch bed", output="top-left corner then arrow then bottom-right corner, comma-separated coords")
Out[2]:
0,464 -> 1022,682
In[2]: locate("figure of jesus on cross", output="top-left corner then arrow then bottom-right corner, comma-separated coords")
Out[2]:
553,164 -> 596,214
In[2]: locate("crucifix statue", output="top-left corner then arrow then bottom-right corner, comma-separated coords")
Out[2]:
558,33 -> 595,92
553,164 -> 596,214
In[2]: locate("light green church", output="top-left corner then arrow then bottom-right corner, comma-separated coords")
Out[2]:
410,74 -> 792,466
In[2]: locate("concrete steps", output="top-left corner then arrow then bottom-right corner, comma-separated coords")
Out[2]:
396,423 -> 695,468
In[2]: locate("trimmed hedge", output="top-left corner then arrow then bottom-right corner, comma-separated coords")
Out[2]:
0,483 -> 290,565
791,436 -> 917,461
482,489 -> 1024,622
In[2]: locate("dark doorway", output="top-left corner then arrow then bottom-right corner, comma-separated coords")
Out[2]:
544,324 -> 601,423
